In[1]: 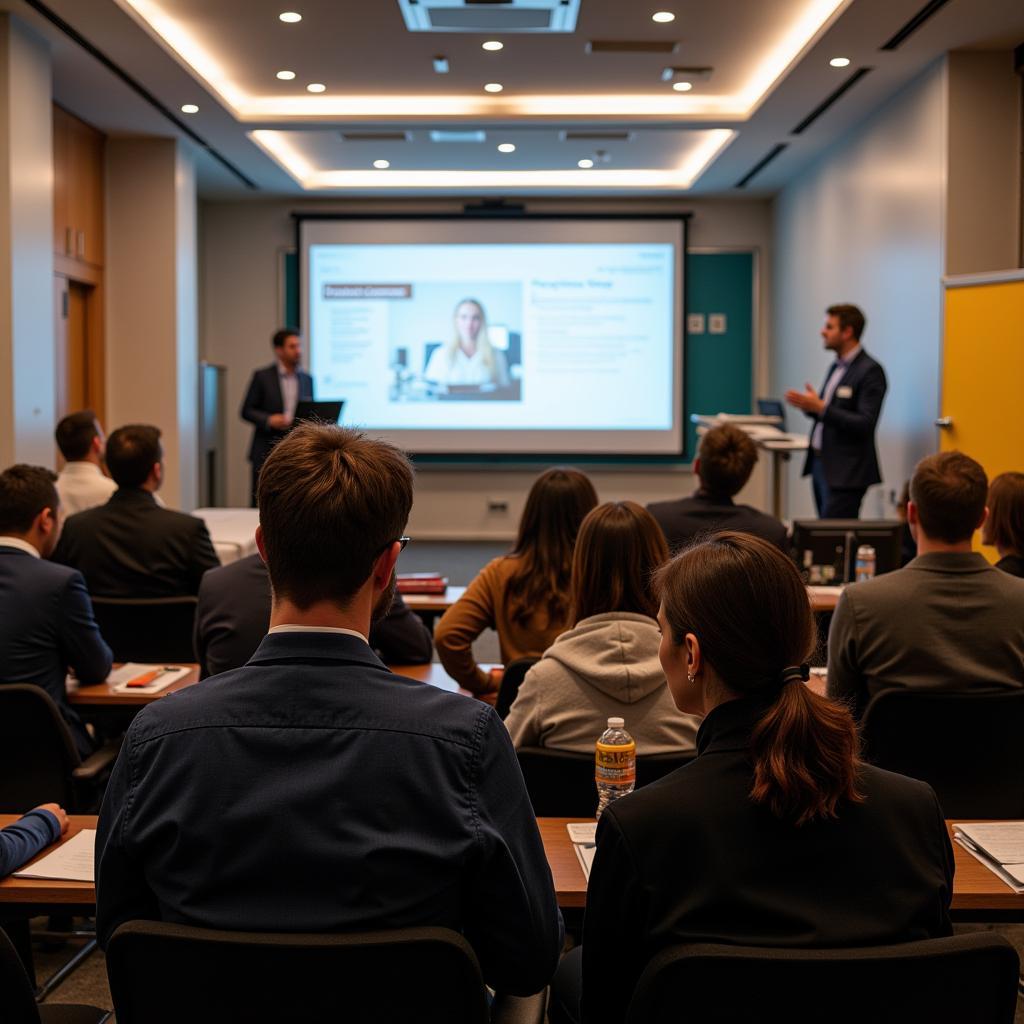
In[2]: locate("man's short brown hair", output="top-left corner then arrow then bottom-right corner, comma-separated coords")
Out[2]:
910,451 -> 987,544
257,424 -> 414,609
0,465 -> 58,534
106,425 -> 162,488
982,472 -> 1024,553
826,304 -> 866,340
697,423 -> 758,498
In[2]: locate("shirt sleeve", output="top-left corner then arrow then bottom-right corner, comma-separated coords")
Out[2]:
463,707 -> 563,995
826,589 -> 867,717
434,564 -> 500,694
58,571 -> 113,686
0,809 -> 61,877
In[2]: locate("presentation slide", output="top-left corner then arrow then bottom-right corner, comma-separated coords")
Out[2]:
300,218 -> 684,456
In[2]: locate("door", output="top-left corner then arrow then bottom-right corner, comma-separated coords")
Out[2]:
54,276 -> 101,422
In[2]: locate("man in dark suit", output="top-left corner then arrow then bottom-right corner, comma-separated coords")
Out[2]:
0,465 -> 111,757
785,304 -> 887,518
647,423 -> 787,552
195,552 -> 433,677
96,424 -> 563,997
240,327 -> 314,504
53,424 -> 219,598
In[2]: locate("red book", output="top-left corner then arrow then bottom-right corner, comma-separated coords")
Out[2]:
396,573 -> 448,595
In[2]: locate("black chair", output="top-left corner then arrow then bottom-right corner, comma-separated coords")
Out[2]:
860,689 -> 1024,817
90,596 -> 197,663
625,934 -> 1020,1024
0,927 -> 108,1024
496,658 -> 539,719
516,748 -> 694,817
106,921 -> 546,1024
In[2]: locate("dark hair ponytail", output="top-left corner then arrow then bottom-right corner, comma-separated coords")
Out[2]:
656,532 -> 863,825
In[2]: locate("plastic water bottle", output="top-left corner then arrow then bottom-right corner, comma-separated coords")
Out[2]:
855,544 -> 876,583
595,717 -> 636,818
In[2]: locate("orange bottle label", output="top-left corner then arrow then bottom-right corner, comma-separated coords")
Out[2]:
595,741 -> 636,784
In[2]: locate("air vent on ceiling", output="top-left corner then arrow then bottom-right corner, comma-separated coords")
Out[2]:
398,0 -> 579,33
735,144 -> 788,189
559,130 -> 633,142
339,131 -> 411,142
429,130 -> 488,143
661,66 -> 713,82
880,0 -> 952,51
791,67 -> 872,135
587,40 -> 679,54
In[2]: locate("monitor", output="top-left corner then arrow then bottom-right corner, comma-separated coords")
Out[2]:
756,398 -> 786,429
790,519 -> 903,584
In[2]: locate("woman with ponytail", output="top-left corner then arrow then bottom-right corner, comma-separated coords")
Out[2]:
551,532 -> 953,1024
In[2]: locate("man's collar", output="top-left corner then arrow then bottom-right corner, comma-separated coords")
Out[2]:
276,359 -> 297,377
247,630 -> 385,669
837,343 -> 862,367
0,536 -> 40,558
269,624 -> 369,644
110,487 -> 158,505
905,550 -> 992,573
59,461 -> 103,477
693,488 -> 735,507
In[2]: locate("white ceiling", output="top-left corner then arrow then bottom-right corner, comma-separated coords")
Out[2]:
6,0 -> 1024,199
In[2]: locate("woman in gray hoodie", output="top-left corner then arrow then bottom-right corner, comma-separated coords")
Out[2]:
505,501 -> 701,755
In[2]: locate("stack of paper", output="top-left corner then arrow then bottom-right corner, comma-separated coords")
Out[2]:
567,822 -> 597,880
953,822 -> 1024,893
14,829 -> 95,882
108,663 -> 190,694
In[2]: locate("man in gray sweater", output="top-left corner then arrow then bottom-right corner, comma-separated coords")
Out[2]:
828,450 -> 1024,718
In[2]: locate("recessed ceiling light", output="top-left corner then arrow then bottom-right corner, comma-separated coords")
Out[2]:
829,56 -> 851,67
652,11 -> 675,23
278,11 -> 302,23
276,70 -> 296,81
497,143 -> 516,153
672,81 -> 693,92
373,159 -> 390,169
483,82 -> 503,93
306,82 -> 326,93
482,41 -> 504,52
180,103 -> 199,114
578,158 -> 594,169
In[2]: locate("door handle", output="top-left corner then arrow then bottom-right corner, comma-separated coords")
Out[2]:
934,417 -> 952,429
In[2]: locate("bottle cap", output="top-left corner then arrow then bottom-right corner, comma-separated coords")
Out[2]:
607,717 -> 625,729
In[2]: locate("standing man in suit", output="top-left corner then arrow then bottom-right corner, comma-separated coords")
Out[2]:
785,304 -> 887,518
240,327 -> 314,504
0,464 -> 111,757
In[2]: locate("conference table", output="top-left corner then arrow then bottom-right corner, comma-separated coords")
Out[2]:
0,816 -> 1019,921
192,507 -> 259,565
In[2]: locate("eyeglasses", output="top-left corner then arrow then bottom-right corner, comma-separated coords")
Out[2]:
376,536 -> 411,557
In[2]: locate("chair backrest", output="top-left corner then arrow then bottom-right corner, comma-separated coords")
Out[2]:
496,657 -> 539,719
516,748 -> 694,817
626,934 -> 1020,1024
0,926 -> 42,1024
91,596 -> 197,663
860,688 -> 1024,817
0,685 -> 79,811
106,921 -> 490,1024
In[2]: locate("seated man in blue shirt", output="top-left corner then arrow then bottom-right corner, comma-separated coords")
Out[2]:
96,424 -> 563,997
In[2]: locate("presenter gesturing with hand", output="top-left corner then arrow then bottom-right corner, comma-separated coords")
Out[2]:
785,304 -> 887,519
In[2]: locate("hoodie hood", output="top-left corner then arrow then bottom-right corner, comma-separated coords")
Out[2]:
541,612 -> 666,704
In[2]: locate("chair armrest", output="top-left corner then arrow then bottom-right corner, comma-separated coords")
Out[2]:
491,990 -> 547,1024
72,740 -> 121,781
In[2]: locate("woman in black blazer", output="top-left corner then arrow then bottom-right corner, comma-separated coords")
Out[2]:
551,532 -> 954,1024
983,472 -> 1024,578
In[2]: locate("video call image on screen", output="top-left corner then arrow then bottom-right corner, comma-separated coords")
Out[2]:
302,220 -> 684,456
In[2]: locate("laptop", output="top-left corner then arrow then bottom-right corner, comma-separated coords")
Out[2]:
756,398 -> 786,429
294,400 -> 344,425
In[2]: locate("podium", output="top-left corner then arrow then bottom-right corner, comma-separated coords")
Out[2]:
691,413 -> 808,519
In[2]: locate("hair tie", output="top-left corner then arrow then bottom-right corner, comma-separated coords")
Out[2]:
779,664 -> 810,686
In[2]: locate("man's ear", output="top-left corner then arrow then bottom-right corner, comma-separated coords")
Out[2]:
255,524 -> 268,564
372,542 -> 401,591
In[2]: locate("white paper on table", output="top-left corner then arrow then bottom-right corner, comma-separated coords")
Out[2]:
567,822 -> 598,880
108,663 -> 190,694
574,843 -> 596,880
14,829 -> 95,882
953,834 -> 1024,894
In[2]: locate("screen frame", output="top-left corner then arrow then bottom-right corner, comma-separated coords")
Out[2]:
293,211 -> 691,465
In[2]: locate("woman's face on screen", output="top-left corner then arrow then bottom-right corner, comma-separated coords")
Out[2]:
455,303 -> 483,346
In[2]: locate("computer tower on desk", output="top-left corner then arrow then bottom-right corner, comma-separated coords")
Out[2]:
790,519 -> 903,584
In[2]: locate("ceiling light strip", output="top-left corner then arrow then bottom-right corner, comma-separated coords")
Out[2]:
790,67 -> 872,135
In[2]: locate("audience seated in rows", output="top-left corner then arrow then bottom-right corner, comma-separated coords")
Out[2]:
0,465 -> 111,757
550,532 -> 953,1024
54,410 -> 117,516
435,467 -> 597,697
982,471 -> 1024,578
828,451 -> 1024,718
0,804 -> 67,877
647,423 -> 788,553
53,424 -> 219,598
95,424 -> 563,997
505,501 -> 700,755
194,551 -> 433,677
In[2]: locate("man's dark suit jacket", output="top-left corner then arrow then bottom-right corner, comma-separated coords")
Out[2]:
52,488 -> 219,598
801,349 -> 887,489
0,546 -> 112,757
194,553 -> 433,676
96,631 -> 563,995
647,490 -> 788,553
582,692 -> 953,1024
240,363 -> 314,469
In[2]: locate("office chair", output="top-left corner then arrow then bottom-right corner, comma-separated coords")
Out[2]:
495,657 -> 538,719
107,921 -> 546,1024
90,596 -> 197,663
516,748 -> 694,817
860,689 -> 1024,817
625,934 -> 1020,1024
